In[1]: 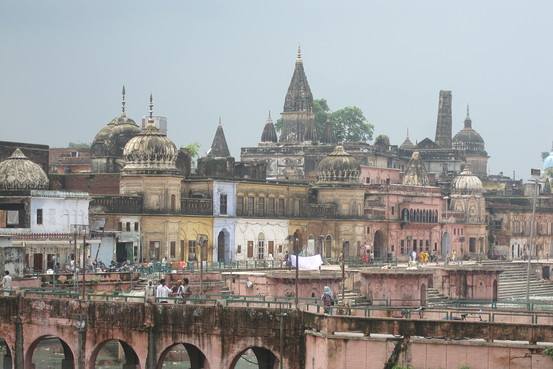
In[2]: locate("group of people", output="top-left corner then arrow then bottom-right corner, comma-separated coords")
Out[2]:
409,250 -> 440,265
146,278 -> 192,303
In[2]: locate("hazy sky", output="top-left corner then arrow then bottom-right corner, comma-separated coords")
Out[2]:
2,1 -> 553,181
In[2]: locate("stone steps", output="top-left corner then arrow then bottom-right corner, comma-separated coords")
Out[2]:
481,261 -> 553,299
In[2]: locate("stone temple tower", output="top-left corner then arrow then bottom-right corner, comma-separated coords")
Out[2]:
279,46 -> 318,143
434,90 -> 452,149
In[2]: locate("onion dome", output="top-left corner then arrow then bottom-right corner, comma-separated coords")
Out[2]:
261,114 -> 278,143
452,106 -> 485,152
122,124 -> 179,174
451,165 -> 483,194
0,148 -> 49,190
91,87 -> 141,158
402,151 -> 429,186
317,145 -> 360,183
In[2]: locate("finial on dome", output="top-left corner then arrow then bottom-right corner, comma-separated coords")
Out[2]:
268,110 -> 271,119
407,127 -> 410,138
466,104 -> 470,119
148,94 -> 154,124
296,43 -> 302,62
218,116 -> 222,126
121,85 -> 126,117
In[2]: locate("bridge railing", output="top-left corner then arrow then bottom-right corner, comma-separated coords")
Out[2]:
0,289 -> 15,296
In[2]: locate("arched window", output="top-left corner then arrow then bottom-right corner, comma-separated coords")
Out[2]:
170,194 -> 176,211
402,209 -> 409,222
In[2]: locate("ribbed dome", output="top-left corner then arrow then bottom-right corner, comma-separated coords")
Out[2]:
91,114 -> 141,158
317,145 -> 360,183
0,148 -> 49,190
452,112 -> 485,152
452,166 -> 483,194
122,124 -> 179,174
544,151 -> 553,172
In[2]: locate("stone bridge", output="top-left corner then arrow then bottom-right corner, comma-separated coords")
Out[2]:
1,296 -> 553,369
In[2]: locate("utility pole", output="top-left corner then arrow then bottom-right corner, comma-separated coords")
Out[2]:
526,169 -> 541,304
295,237 -> 299,309
342,240 -> 346,304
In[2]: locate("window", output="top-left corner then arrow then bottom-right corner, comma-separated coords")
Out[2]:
400,240 -> 405,254
37,209 -> 43,225
70,151 -> 79,158
220,194 -> 227,215
391,206 -> 395,216
258,197 -> 265,216
268,241 -> 274,255
425,240 -> 429,251
237,245 -> 242,254
118,222 -> 122,232
236,196 -> 244,215
258,240 -> 265,259
247,241 -> 254,258
188,241 -> 197,261
134,222 -> 139,232
170,241 -> 176,258
278,198 -> 285,216
247,196 -> 254,216
171,194 -> 176,211
268,198 -> 275,216
149,241 -> 160,260
126,222 -> 131,232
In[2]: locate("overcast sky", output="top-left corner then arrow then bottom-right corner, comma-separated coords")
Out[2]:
1,1 -> 553,181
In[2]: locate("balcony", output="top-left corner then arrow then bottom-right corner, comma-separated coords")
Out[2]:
181,198 -> 213,215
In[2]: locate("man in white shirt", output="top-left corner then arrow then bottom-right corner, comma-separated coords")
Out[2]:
156,279 -> 172,303
1,271 -> 12,296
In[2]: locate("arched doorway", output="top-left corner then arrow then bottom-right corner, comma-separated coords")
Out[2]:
159,343 -> 209,369
91,339 -> 139,368
217,230 -> 227,263
324,235 -> 332,259
1,338 -> 12,369
441,232 -> 451,258
230,347 -> 279,369
374,230 -> 386,259
27,336 -> 74,369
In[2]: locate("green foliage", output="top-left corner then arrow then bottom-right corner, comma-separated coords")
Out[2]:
542,152 -> 550,160
391,366 -> 413,369
458,365 -> 471,369
182,142 -> 201,167
543,348 -> 553,360
68,142 -> 91,148
274,98 -> 373,142
330,106 -> 373,142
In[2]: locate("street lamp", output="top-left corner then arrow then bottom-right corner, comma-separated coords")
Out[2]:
295,237 -> 299,309
526,169 -> 541,304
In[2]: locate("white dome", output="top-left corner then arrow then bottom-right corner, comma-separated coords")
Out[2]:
0,148 -> 49,190
452,166 -> 483,194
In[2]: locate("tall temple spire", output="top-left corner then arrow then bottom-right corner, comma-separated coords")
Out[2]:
261,112 -> 277,143
148,94 -> 154,124
279,46 -> 317,143
121,85 -> 126,117
207,119 -> 231,157
434,90 -> 452,149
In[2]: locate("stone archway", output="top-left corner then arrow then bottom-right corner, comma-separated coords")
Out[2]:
90,339 -> 139,369
374,230 -> 386,259
26,336 -> 74,369
0,338 -> 12,369
324,235 -> 332,259
217,229 -> 228,263
158,343 -> 210,369
230,347 -> 279,369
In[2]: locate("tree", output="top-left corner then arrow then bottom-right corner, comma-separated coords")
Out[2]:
68,142 -> 91,148
330,106 -> 373,142
182,142 -> 200,167
273,98 -> 373,142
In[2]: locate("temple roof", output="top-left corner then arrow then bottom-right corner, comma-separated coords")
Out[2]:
208,121 -> 231,157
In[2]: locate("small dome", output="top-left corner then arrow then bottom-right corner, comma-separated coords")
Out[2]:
317,145 -> 360,183
452,166 -> 483,194
0,148 -> 49,190
122,124 -> 179,174
91,114 -> 141,158
452,111 -> 485,152
544,151 -> 553,172
261,115 -> 277,143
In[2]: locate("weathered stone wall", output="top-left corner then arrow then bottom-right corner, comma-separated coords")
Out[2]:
0,246 -> 25,277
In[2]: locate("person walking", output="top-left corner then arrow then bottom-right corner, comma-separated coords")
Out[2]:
156,279 -> 172,303
1,271 -> 12,296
